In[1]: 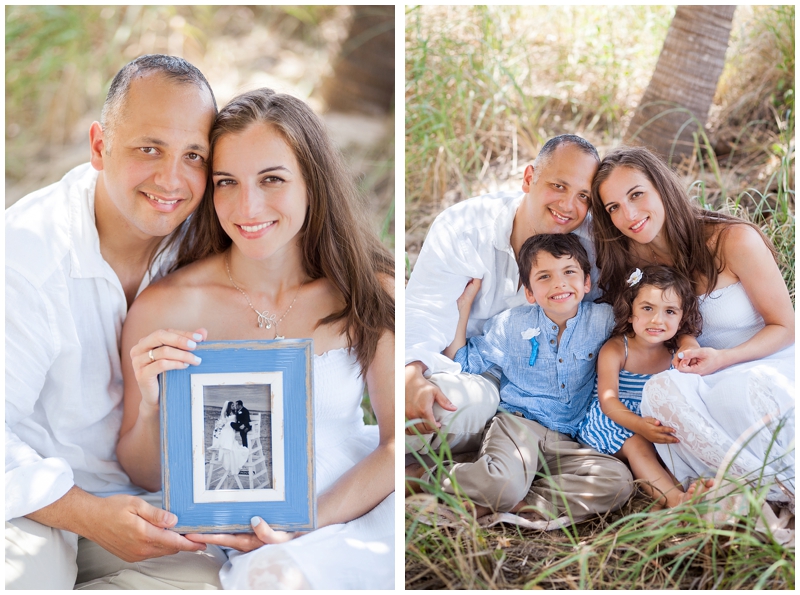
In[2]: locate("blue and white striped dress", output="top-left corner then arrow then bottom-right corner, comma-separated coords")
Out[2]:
577,336 -> 668,455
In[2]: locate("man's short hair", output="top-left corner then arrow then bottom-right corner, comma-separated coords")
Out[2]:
517,233 -> 591,291
100,54 -> 217,145
531,134 -> 599,183
236,400 -> 243,407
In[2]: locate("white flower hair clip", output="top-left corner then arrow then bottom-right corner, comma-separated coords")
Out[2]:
521,327 -> 541,340
626,268 -> 643,287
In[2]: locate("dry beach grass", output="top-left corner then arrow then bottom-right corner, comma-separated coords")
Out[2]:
405,493 -> 794,589
405,428 -> 795,589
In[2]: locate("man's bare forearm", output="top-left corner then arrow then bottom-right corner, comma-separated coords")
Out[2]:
25,485 -> 95,538
25,484 -> 205,563
405,361 -> 429,416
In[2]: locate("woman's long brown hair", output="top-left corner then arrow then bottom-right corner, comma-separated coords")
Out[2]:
590,146 -> 776,306
174,89 -> 394,375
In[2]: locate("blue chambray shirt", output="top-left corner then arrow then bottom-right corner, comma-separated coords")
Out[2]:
453,301 -> 614,436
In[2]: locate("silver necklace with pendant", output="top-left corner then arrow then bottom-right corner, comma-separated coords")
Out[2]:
648,244 -> 660,265
225,253 -> 302,340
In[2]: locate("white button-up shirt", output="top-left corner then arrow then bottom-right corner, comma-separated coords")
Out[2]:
405,190 -> 597,376
5,163 -> 175,521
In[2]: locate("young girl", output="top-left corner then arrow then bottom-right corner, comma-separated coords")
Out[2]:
577,265 -> 710,508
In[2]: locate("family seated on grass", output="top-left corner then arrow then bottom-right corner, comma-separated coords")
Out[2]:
405,135 -> 795,525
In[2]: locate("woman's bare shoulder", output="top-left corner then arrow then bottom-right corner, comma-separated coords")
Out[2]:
128,255 -> 224,329
157,254 -> 224,289
313,271 -> 394,298
306,275 -> 346,308
707,221 -> 766,253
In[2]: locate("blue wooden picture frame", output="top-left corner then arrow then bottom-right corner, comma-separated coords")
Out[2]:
160,339 -> 315,533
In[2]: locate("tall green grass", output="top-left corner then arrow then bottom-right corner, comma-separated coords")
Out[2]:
405,5 -> 673,206
5,5 -> 349,185
686,111 -> 795,303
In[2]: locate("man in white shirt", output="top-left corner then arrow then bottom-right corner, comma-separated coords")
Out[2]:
6,55 -> 224,589
406,137 -> 634,517
405,136 -> 620,466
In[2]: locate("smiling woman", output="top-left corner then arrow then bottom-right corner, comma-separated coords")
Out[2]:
590,146 -> 795,506
115,88 -> 395,590
212,123 -> 309,264
595,168 -> 667,247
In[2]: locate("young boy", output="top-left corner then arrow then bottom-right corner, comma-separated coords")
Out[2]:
428,234 -> 625,521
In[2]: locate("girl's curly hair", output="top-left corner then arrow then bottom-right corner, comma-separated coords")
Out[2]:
612,265 -> 702,350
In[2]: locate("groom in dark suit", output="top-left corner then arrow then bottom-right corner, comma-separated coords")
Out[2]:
231,400 -> 252,448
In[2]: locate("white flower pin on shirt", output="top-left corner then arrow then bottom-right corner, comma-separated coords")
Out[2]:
521,327 -> 541,366
521,327 -> 541,340
626,268 -> 643,287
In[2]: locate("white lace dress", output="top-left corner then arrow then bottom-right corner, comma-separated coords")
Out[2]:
641,282 -> 795,500
219,348 -> 395,589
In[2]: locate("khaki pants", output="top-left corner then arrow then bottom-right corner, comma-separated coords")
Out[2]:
5,492 -> 227,590
405,372 -> 501,462
426,412 -> 634,518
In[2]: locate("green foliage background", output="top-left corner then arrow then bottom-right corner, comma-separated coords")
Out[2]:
405,5 -> 794,299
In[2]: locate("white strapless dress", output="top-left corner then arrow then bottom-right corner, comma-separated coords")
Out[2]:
219,348 -> 395,589
641,282 -> 795,499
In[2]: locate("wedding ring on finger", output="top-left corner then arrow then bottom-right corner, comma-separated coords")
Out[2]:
149,349 -> 155,362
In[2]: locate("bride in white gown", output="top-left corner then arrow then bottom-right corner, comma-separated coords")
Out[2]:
117,88 -> 395,589
590,147 -> 794,500
211,401 -> 250,480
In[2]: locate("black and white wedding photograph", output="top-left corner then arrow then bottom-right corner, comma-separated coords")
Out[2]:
203,384 -> 272,491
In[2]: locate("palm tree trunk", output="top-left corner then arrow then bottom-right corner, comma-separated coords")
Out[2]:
623,6 -> 736,164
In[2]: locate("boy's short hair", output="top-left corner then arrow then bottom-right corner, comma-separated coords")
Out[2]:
517,234 -> 591,291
